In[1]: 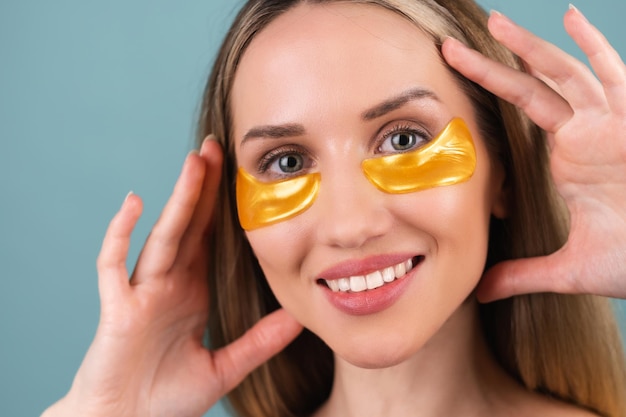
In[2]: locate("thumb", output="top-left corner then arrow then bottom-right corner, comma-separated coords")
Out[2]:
476,253 -> 576,303
212,308 -> 303,394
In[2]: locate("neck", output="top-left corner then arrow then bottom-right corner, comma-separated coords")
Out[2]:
314,299 -> 522,417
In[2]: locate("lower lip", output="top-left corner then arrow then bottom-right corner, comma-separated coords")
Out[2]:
321,265 -> 418,316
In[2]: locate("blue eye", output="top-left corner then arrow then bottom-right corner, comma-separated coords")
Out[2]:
258,146 -> 311,178
275,153 -> 304,173
391,132 -> 417,150
379,129 -> 428,154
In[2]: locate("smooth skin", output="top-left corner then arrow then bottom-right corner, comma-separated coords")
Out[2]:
42,140 -> 302,417
42,6 -> 625,417
442,6 -> 626,302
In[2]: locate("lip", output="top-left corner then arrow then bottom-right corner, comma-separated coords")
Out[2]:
318,255 -> 423,316
317,253 -> 419,280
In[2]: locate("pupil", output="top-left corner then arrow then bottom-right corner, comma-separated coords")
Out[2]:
279,155 -> 302,172
393,133 -> 414,150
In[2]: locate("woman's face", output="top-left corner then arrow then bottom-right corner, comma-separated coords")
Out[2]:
232,3 -> 506,368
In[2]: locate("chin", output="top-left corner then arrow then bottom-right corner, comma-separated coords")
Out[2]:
341,353 -> 411,370
310,300 -> 477,370
328,331 -> 426,369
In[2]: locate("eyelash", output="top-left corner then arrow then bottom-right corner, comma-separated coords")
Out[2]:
255,122 -> 431,175
257,145 -> 309,174
375,123 -> 430,153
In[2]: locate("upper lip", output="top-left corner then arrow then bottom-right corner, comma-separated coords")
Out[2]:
316,253 -> 421,280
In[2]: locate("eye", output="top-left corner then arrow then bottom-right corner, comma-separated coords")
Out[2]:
378,127 -> 429,154
390,132 -> 417,151
258,145 -> 312,178
275,153 -> 304,173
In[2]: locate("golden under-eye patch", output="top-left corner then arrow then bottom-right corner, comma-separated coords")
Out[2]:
236,168 -> 321,231
236,118 -> 476,231
362,117 -> 476,193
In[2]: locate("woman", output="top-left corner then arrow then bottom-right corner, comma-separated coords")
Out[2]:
42,1 -> 626,416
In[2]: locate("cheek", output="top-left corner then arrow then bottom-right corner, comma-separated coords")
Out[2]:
245,222 -> 312,294
393,162 -> 494,271
246,224 -> 321,327
438,197 -> 491,279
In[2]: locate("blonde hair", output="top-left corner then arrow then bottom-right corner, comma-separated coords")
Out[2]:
197,1 -> 626,416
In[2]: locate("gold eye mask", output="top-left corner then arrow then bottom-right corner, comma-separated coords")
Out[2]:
362,117 -> 476,193
236,168 -> 321,230
236,118 -> 476,230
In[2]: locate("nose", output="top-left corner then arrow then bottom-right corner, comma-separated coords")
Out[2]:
314,165 -> 392,249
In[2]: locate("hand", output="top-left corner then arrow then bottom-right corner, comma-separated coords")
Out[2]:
42,139 -> 302,417
442,7 -> 626,301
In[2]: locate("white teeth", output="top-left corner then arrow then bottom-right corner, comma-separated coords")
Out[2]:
394,262 -> 406,278
325,257 -> 418,293
327,280 -> 340,292
365,271 -> 384,290
350,276 -> 367,292
382,266 -> 395,283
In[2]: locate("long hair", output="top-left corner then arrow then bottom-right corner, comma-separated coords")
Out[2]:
197,1 -> 626,416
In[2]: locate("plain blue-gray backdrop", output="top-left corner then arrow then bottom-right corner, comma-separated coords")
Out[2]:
1,1 -> 624,416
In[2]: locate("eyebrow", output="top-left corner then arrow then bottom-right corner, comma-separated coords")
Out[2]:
240,87 -> 440,145
361,87 -> 440,120
242,123 -> 306,146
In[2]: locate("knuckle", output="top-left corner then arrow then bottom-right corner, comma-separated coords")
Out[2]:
96,253 -> 109,271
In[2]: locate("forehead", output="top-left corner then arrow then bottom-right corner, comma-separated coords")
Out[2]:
231,2 -> 468,137
248,2 -> 433,53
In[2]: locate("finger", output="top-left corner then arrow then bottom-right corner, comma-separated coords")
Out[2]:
476,254 -> 578,302
212,309 -> 303,395
442,37 -> 573,134
97,192 -> 143,302
564,6 -> 626,115
521,60 -> 564,98
177,137 -> 224,266
133,152 -> 207,280
487,10 -> 605,111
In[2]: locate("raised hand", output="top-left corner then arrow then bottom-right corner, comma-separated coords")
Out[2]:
42,139 -> 302,417
442,6 -> 626,301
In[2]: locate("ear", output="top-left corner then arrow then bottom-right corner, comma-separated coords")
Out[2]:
490,162 -> 509,219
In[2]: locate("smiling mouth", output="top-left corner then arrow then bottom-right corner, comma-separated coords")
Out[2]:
318,256 -> 424,293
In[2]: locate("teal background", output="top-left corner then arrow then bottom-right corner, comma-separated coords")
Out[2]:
0,1 -> 624,416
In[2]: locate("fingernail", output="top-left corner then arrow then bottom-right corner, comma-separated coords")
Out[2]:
489,9 -> 514,26
201,134 -> 223,153
489,9 -> 510,21
201,134 -> 216,150
568,4 -> 588,21
442,36 -> 466,50
124,191 -> 134,203
184,150 -> 199,166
